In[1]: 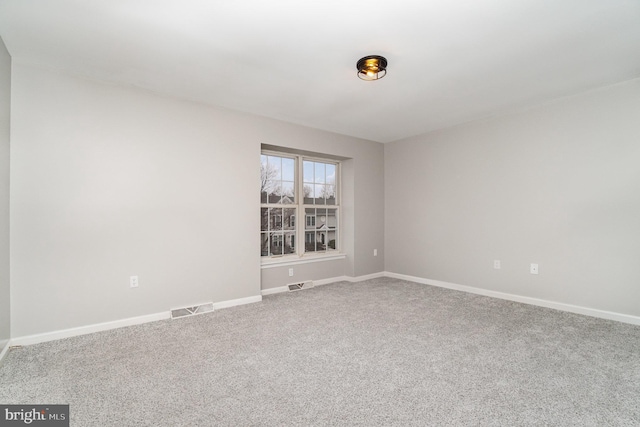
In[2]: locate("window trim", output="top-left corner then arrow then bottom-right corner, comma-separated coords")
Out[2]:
261,150 -> 341,265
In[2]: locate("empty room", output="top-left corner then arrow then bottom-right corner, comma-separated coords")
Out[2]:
1,1 -> 639,425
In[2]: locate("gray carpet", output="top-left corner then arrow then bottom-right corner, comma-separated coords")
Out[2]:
1,277 -> 639,426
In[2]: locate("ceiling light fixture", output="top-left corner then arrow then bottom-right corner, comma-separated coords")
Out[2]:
356,55 -> 387,81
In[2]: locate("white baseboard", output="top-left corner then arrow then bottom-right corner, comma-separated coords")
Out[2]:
261,286 -> 289,296
261,276 -> 346,296
261,271 -> 386,296
17,270 -> 629,348
213,295 -> 262,310
11,312 -> 171,347
346,272 -> 386,282
314,275 -> 349,286
385,271 -> 640,326
11,294 -> 263,347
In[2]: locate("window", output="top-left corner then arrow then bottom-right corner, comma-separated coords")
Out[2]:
305,232 -> 315,243
306,215 -> 316,227
272,214 -> 282,229
261,152 -> 339,259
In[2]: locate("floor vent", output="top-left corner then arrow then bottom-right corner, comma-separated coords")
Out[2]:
288,280 -> 314,292
171,302 -> 214,319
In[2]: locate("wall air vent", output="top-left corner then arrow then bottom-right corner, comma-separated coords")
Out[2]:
171,302 -> 214,319
288,280 -> 314,292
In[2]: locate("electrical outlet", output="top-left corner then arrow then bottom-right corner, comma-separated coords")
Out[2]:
130,275 -> 139,288
493,260 -> 501,269
374,249 -> 378,256
530,264 -> 539,275
288,268 -> 294,277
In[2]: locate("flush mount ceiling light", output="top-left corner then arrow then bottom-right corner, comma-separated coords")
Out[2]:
357,55 -> 387,81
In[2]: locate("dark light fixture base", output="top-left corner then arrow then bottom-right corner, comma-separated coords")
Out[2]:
357,55 -> 388,81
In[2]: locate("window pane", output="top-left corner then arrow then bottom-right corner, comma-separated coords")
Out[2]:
270,233 -> 283,256
284,232 -> 295,254
266,191 -> 278,204
326,163 -> 337,205
260,155 -> 269,203
261,208 -> 269,232
267,156 -> 282,180
303,184 -> 314,205
284,208 -> 296,230
302,208 -> 337,254
327,236 -> 336,250
326,183 -> 336,205
261,155 -> 297,206
326,208 -> 337,227
315,208 -> 327,252
316,209 -> 327,224
326,163 -> 336,184
303,161 -> 314,184
282,157 -> 294,181
315,231 -> 325,251
305,208 -> 316,230
315,184 -> 326,205
305,231 -> 316,252
261,233 -> 269,256
326,209 -> 338,250
262,156 -> 281,203
314,162 -> 325,184
281,181 -> 295,203
269,208 -> 283,230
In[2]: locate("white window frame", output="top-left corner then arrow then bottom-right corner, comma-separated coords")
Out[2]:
261,150 -> 341,264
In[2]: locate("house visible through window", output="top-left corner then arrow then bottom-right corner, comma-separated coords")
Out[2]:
306,215 -> 315,227
261,151 -> 339,258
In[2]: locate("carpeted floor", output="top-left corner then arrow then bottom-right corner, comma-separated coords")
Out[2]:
1,277 -> 639,426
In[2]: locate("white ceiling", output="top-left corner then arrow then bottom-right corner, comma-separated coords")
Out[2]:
1,0 -> 639,143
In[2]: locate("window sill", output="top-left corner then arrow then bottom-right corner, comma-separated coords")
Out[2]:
260,253 -> 346,269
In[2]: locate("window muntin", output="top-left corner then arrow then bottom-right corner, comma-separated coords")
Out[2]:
261,153 -> 339,259
260,154 -> 297,256
261,155 -> 295,204
303,160 -> 337,205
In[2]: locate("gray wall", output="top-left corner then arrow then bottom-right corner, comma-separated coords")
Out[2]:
0,38 -> 10,352
10,62 -> 384,337
385,79 -> 640,317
